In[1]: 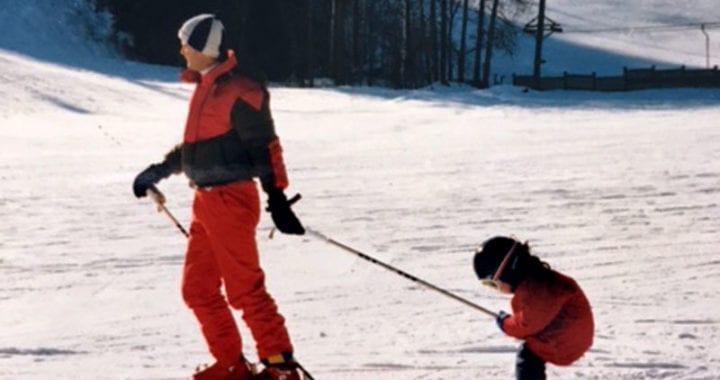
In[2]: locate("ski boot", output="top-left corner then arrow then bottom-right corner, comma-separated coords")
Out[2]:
254,354 -> 303,380
191,357 -> 253,380
254,362 -> 303,380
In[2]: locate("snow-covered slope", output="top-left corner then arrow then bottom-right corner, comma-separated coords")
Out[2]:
488,0 -> 720,76
1,1 -> 720,380
545,0 -> 720,71
0,0 -> 179,118
0,0 -> 116,65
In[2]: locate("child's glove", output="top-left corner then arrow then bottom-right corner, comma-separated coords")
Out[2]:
496,310 -> 510,332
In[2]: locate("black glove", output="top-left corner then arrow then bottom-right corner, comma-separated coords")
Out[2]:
133,163 -> 171,198
496,310 -> 510,332
266,189 -> 305,235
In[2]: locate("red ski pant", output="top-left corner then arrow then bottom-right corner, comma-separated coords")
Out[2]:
181,181 -> 293,367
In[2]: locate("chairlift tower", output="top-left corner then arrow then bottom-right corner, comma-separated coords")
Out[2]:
524,0 -> 563,86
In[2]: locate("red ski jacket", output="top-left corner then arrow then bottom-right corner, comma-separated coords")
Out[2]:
500,270 -> 594,365
164,50 -> 288,191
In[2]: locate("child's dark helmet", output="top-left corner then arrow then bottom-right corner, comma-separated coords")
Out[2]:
474,236 -> 517,278
473,236 -> 532,287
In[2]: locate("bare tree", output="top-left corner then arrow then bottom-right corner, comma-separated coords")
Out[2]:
330,0 -> 350,84
364,0 -> 373,85
472,0 -> 486,86
440,0 -> 447,84
401,0 -> 411,86
429,0 -> 438,82
329,0 -> 337,80
298,0 -> 314,87
353,0 -> 361,74
458,0 -> 469,82
446,1 -> 460,81
418,0 -> 430,84
482,0 -> 499,87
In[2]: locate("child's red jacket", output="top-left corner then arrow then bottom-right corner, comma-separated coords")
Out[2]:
500,270 -> 594,365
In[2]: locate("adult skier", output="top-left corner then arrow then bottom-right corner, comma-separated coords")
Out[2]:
132,14 -> 305,380
474,236 -> 594,380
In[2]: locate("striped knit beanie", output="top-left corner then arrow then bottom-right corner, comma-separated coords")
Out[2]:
178,14 -> 225,58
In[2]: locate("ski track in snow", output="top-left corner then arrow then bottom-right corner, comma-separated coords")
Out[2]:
1,73 -> 719,379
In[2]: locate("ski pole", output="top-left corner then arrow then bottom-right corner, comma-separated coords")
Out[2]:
306,227 -> 498,318
147,186 -> 189,238
296,361 -> 315,380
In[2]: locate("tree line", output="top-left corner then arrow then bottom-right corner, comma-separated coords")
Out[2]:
91,0 -> 531,88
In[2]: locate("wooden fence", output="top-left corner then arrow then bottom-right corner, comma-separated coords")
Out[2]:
513,65 -> 720,91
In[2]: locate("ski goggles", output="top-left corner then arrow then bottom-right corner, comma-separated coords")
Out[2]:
480,240 -> 519,290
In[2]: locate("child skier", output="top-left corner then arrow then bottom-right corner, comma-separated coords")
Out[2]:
473,236 -> 594,380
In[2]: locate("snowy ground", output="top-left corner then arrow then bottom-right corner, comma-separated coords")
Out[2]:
2,50 -> 719,379
2,1 -> 720,379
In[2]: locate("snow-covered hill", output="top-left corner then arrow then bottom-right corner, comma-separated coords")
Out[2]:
544,0 -> 720,72
1,1 -> 719,380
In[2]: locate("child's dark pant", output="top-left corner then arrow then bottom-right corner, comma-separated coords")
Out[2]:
516,343 -> 546,380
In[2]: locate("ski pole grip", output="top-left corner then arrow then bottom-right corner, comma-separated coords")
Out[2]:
147,185 -> 165,209
147,184 -> 160,196
288,193 -> 302,205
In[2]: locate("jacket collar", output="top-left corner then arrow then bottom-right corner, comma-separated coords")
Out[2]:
180,50 -> 238,84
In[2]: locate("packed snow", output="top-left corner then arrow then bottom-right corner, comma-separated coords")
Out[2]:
1,1 -> 719,379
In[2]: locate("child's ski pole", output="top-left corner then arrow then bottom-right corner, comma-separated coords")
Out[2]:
306,227 -> 498,318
